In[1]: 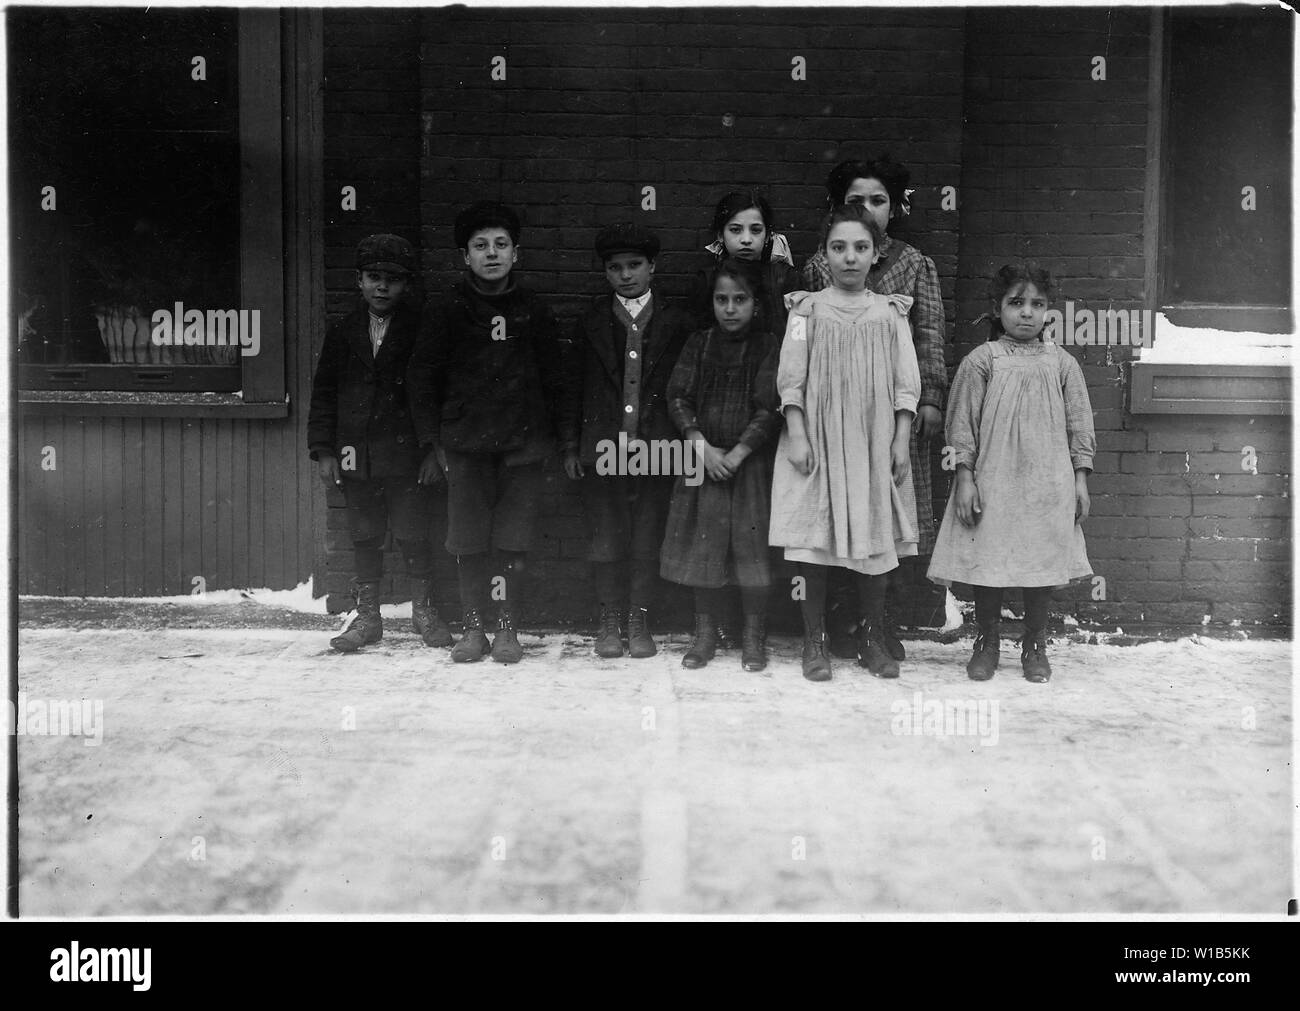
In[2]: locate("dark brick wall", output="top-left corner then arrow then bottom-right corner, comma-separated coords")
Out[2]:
955,7 -> 1291,632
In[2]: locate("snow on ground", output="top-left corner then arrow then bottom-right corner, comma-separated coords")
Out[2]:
14,621 -> 1292,916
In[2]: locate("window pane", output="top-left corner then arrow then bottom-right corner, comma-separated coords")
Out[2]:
10,8 -> 242,378
1164,9 -> 1293,312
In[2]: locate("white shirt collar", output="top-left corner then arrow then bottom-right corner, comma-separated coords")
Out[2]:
616,290 -> 652,318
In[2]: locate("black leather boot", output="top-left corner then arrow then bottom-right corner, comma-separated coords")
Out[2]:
330,581 -> 383,652
801,616 -> 833,682
681,614 -> 718,669
491,608 -> 523,664
627,607 -> 657,659
594,605 -> 624,658
451,609 -> 490,663
856,624 -> 900,678
411,579 -> 453,647
966,621 -> 1000,681
740,614 -> 768,672
1021,629 -> 1051,682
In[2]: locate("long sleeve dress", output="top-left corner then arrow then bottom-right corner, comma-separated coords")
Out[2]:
803,237 -> 947,554
769,287 -> 921,575
927,337 -> 1095,588
659,326 -> 780,588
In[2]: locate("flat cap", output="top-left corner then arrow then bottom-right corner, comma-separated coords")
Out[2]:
595,221 -> 660,261
355,234 -> 415,274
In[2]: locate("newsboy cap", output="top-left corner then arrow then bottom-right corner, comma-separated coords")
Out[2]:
355,234 -> 415,274
594,222 -> 661,261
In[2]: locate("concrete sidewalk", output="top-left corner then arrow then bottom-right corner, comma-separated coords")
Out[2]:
14,619 -> 1293,915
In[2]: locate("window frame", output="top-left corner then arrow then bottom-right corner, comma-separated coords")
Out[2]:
16,8 -> 288,416
1131,8 -> 1292,416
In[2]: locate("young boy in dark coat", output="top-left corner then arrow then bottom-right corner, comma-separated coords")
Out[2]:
407,202 -> 566,664
307,233 -> 451,652
559,222 -> 694,658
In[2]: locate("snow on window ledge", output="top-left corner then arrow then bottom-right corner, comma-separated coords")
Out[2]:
1138,313 -> 1292,366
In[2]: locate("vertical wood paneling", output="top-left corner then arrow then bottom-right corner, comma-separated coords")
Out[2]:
121,417 -> 145,596
101,416 -> 125,596
143,420 -> 165,594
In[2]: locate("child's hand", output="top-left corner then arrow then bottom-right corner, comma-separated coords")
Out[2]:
916,405 -> 943,442
417,448 -> 445,487
563,451 -> 585,481
891,433 -> 911,487
317,454 -> 342,488
954,470 -> 981,527
698,441 -> 735,482
722,444 -> 751,473
1074,471 -> 1091,523
786,434 -> 814,476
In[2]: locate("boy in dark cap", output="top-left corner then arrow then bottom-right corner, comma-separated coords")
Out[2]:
407,201 -> 566,664
308,233 -> 451,652
559,222 -> 694,658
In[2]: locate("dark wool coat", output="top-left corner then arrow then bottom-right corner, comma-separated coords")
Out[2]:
557,291 -> 695,466
408,278 -> 565,457
307,301 -> 424,480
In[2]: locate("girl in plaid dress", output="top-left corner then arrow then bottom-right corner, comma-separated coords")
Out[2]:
802,154 -> 948,660
661,259 -> 780,671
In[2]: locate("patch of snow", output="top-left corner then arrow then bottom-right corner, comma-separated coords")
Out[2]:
21,578 -> 334,614
1138,313 -> 1291,365
1062,614 -> 1079,627
938,589 -> 966,633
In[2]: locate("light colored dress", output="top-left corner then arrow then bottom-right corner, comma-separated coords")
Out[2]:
769,287 -> 921,574
927,337 -> 1095,588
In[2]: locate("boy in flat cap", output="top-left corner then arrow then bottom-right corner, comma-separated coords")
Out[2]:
407,201 -> 566,664
308,233 -> 451,652
559,222 -> 694,658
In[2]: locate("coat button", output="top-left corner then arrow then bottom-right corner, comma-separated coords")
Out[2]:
624,404 -> 634,414
629,350 -> 638,359
397,436 -> 405,444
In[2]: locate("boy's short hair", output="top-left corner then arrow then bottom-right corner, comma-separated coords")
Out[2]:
594,222 -> 660,262
454,201 -> 521,249
356,233 -> 415,275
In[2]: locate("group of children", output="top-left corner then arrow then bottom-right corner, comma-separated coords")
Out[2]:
308,157 -> 1096,684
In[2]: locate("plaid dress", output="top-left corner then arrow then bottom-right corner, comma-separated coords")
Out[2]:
659,327 -> 781,588
802,237 -> 947,553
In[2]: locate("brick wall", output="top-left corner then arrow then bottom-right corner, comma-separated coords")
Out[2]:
956,7 -> 1291,632
320,6 -> 968,626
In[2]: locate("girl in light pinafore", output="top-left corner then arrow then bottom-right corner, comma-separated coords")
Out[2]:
927,264 -> 1095,683
770,203 -> 921,682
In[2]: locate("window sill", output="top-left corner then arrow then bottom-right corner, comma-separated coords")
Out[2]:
1128,361 -> 1290,415
18,390 -> 289,418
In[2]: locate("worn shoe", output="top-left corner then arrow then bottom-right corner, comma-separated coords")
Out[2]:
451,609 -> 490,663
740,614 -> 768,672
491,610 -> 524,665
330,581 -> 383,652
881,605 -> 906,661
681,613 -> 718,669
801,626 -> 833,682
856,624 -> 900,678
627,607 -> 657,659
594,606 -> 624,658
1021,631 -> 1052,683
412,581 -> 453,647
966,628 -> 1000,681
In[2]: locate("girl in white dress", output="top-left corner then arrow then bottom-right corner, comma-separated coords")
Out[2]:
928,264 -> 1095,683
771,204 -> 920,682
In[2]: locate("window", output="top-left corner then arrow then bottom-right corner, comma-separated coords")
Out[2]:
10,7 -> 284,400
1132,7 -> 1292,414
